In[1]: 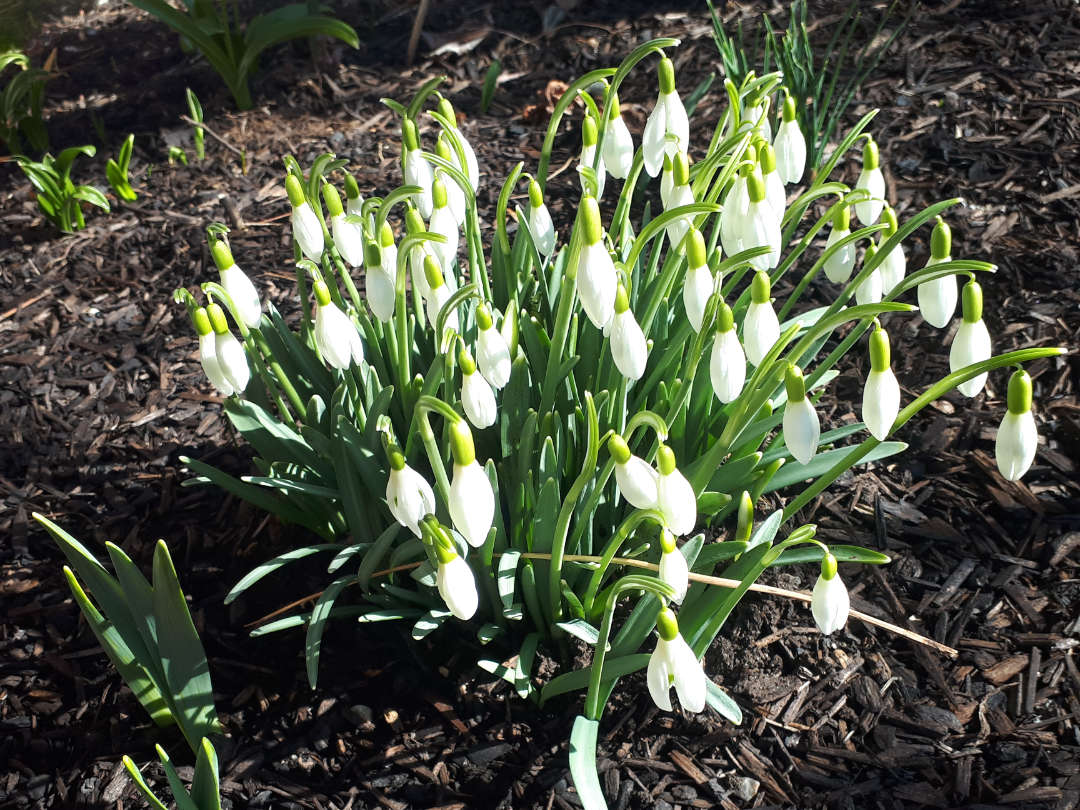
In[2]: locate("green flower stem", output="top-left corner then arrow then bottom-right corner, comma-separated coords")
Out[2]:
539,205 -> 584,418
250,329 -> 307,423
622,202 -> 721,272
374,184 -> 421,236
582,509 -> 666,620
411,396 -> 460,505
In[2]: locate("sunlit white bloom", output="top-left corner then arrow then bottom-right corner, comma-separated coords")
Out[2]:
314,286 -> 364,369
216,328 -> 250,393
366,224 -> 397,323
737,169 -> 780,270
772,95 -> 806,185
664,152 -> 695,250
720,169 -> 750,258
746,97 -> 772,142
647,609 -> 705,713
854,266 -> 883,305
386,460 -> 436,538
579,113 -> 606,200
529,198 -> 557,258
853,138 -> 885,225
331,213 -> 365,267
402,119 -> 433,219
610,435 -> 659,509
291,201 -> 324,262
658,532 -> 688,602
710,304 -> 746,403
949,280 -> 991,397
660,154 -> 675,210
434,134 -> 467,225
428,176 -> 459,271
611,286 -> 648,381
436,553 -> 478,620
212,241 -> 261,330
744,272 -> 780,366
823,207 -> 856,283
437,97 -> 480,191
199,331 -> 233,395
760,143 -> 786,225
812,554 -> 849,635
448,421 -> 495,548
642,57 -> 689,177
602,97 -> 635,179
656,445 -> 696,536
476,309 -> 512,389
576,197 -> 616,329
461,366 -> 497,429
879,207 -> 907,295
424,271 -> 458,338
996,370 -> 1037,481
862,323 -> 899,441
917,217 -> 955,328
682,229 -> 713,332
782,365 -> 819,466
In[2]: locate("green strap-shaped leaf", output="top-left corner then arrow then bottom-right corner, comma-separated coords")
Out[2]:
121,756 -> 170,810
763,441 -> 906,493
569,716 -> 607,810
155,745 -> 199,810
705,680 -> 742,725
238,7 -> 359,83
225,544 -> 342,604
305,573 -> 354,689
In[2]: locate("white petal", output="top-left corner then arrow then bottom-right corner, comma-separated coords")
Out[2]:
315,303 -> 361,369
200,332 -> 234,396
576,241 -> 617,329
669,635 -> 706,713
949,319 -> 991,397
367,265 -> 396,322
917,272 -> 957,329
710,329 -> 746,403
215,331 -> 250,392
437,555 -> 478,620
602,115 -> 635,179
738,200 -> 781,270
996,410 -> 1037,481
426,284 -> 458,338
331,214 -> 365,267
657,468 -> 696,536
578,143 -> 606,201
862,369 -> 900,441
529,203 -> 557,257
720,177 -> 749,258
773,119 -> 806,185
659,549 -> 689,603
615,456 -> 659,510
462,370 -> 497,429
743,302 -> 780,366
683,262 -> 714,332
853,167 -> 885,225
765,170 -> 786,224
664,91 -> 689,155
642,94 -> 666,177
404,149 -> 434,219
611,309 -> 648,381
477,325 -> 512,389
811,574 -> 850,635
387,466 -> 436,537
429,206 -> 459,270
823,227 -> 855,283
665,184 -> 696,249
449,460 -> 495,548
783,397 -> 820,465
854,267 -> 883,306
219,265 -> 262,329
880,245 -> 907,295
456,132 -> 480,191
647,638 -> 674,711
292,202 -> 325,261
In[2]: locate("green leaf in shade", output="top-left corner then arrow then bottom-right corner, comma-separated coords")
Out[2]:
540,654 -> 650,704
189,737 -> 221,810
305,573 -> 354,689
155,745 -> 199,810
481,59 -> 501,113
569,716 -> 607,810
705,680 -> 743,725
556,619 -> 601,647
497,550 -> 520,611
121,757 -> 170,810
225,544 -> 342,604
412,609 -> 450,640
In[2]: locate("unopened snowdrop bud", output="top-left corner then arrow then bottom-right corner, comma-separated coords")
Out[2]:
432,525 -> 478,620
365,239 -> 395,322
878,205 -> 907,295
402,119 -> 434,219
313,280 -> 364,369
710,302 -> 746,403
386,448 -> 436,538
194,306 -> 234,396
665,151 -> 695,249
950,279 -> 992,397
811,552 -> 849,635
423,254 -> 458,338
743,271 -> 780,366
658,530 -> 688,603
854,137 -> 885,225
459,347 -> 497,429
782,364 -> 820,465
437,96 -> 479,191
527,179 -> 557,257
211,240 -> 261,329
602,91 -> 635,179
448,420 -> 495,548
823,205 -> 856,284
475,305 -> 512,389
656,445 -> 696,537
642,56 -> 689,177
405,207 -> 434,307
576,196 -> 617,329
647,607 -> 705,713
720,158 -> 752,258
773,93 -> 806,185
286,174 -> 325,261
579,112 -> 606,200
918,216 -> 956,328
735,491 -> 754,544
855,241 -> 883,305
324,184 -> 365,268
611,284 -> 648,381
682,229 -> 714,332
862,323 -> 900,440
435,135 -> 467,225
739,168 -> 781,270
608,434 -> 658,510
207,302 -> 250,393
428,175 -> 459,271
996,369 -> 1037,481
758,140 -> 786,224
344,174 -> 364,217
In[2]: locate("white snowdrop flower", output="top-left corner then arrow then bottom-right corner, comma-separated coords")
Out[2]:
602,91 -> 635,179
422,254 -> 458,343
322,183 -> 364,268
710,302 -> 746,404
772,93 -> 806,185
312,280 -> 364,369
758,140 -> 786,225
435,134 -> 467,226
823,205 -> 856,284
737,167 -> 781,270
811,552 -> 850,636
746,96 -> 772,142
949,279 -> 992,397
429,523 -> 478,621
665,151 -> 696,250
918,216 -> 957,329
204,302 -> 250,394
647,608 -> 706,713
344,176 -> 364,218
475,304 -> 512,389
656,445 -> 696,537
878,205 -> 907,296
658,531 -> 689,603
743,271 -> 781,366
608,435 -> 659,510
405,208 -> 434,314
853,136 -> 885,226
720,157 -> 752,258
862,323 -> 900,441
286,174 -> 325,262
402,119 -> 434,219
527,180 -> 557,258
428,174 -> 459,272
642,56 -> 689,177
211,240 -> 261,330
578,112 -> 606,201
610,284 -> 648,381
854,242 -> 884,305
782,364 -> 820,466
459,347 -> 497,429
194,306 -> 234,396
682,229 -> 715,333
385,449 -> 436,538
448,420 -> 495,548
996,369 -> 1038,482
365,235 -> 396,323
576,196 -> 617,330
437,96 -> 479,192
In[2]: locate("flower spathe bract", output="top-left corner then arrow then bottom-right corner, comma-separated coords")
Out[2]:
647,608 -> 705,713
436,552 -> 478,621
656,445 -> 696,536
811,553 -> 849,636
448,421 -> 495,548
996,370 -> 1037,481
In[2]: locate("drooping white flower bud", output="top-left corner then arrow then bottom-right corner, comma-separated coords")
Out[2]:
579,112 -> 606,201
344,174 -> 365,219
853,137 -> 885,226
855,241 -> 883,306
312,280 -> 363,369
602,91 -> 635,179
710,301 -> 746,404
286,174 -> 325,261
996,369 -> 1037,481
878,205 -> 907,296
720,153 -> 752,258
194,306 -> 234,396
665,151 -> 695,250
657,530 -> 688,603
430,522 -> 478,620
682,229 -> 714,333
758,139 -> 786,225
746,96 -> 772,142
647,607 -> 705,713
527,180 -> 557,258
423,254 -> 458,341
918,216 -> 956,329
772,94 -> 806,185
737,167 -> 781,270
811,552 -> 849,635
459,347 -> 497,429
323,183 -> 365,268
660,153 -> 675,210
435,134 -> 467,226
475,304 -> 512,389
608,435 -> 658,510
862,323 -> 900,441
210,240 -> 261,330
823,205 -> 856,284
743,271 -> 780,366
365,234 -> 396,323
949,279 -> 992,397
428,174 -> 459,271
611,284 -> 648,381
576,196 -> 617,330
642,57 -> 689,177
204,302 -> 250,395
405,208 -> 433,321
782,364 -> 820,465
448,420 -> 495,548
656,444 -> 696,537
402,119 -> 433,219
385,448 -> 436,538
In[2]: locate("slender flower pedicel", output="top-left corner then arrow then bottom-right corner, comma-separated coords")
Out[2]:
642,55 -> 689,177
657,530 -> 688,603
402,118 -> 433,219
782,364 -> 820,465
772,92 -> 806,185
996,369 -> 1038,481
918,216 -> 956,328
207,302 -> 249,393
385,447 -> 436,538
608,435 -> 658,510
854,136 -> 885,226
950,279 -> 992,397
459,347 -> 497,429
475,304 -> 512,389
647,608 -> 705,713
610,284 -> 648,381
527,179 -> 557,258
743,270 -> 780,366
823,205 -> 856,284
656,444 -> 696,536
576,195 -> 617,329
324,183 -> 364,268
448,419 -> 495,548
601,91 -> 634,180
312,279 -> 364,369
862,322 -> 900,441
682,228 -> 714,333
709,301 -> 746,403
286,174 -> 324,261
211,239 -> 261,329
